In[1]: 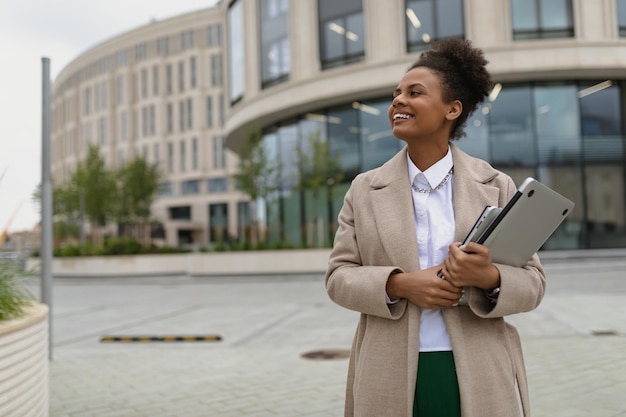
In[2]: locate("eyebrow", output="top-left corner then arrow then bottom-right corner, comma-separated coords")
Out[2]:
393,82 -> 427,93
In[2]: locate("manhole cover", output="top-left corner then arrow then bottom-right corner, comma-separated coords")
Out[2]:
301,349 -> 351,360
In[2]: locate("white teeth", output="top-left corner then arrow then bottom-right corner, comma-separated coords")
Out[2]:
394,113 -> 411,120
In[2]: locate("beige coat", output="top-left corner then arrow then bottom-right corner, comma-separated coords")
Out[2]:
325,144 -> 545,417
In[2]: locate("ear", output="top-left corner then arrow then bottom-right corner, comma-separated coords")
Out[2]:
445,100 -> 462,121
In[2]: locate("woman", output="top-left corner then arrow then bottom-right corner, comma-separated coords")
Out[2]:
325,39 -> 545,417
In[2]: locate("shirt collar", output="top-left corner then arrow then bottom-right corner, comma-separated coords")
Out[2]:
407,146 -> 454,189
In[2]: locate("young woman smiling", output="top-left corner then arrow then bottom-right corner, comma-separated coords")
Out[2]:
326,39 -> 545,417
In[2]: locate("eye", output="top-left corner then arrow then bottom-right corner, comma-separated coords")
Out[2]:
410,90 -> 422,96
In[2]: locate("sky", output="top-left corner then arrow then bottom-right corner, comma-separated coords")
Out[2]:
0,0 -> 220,234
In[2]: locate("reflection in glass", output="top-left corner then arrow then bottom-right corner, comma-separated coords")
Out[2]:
209,203 -> 228,242
584,165 -> 626,248
534,85 -> 580,164
260,0 -> 290,87
580,82 -> 623,162
618,0 -> 626,36
228,1 -> 245,102
489,86 -> 535,166
511,0 -> 574,39
406,0 -> 464,51
358,100 -> 401,171
318,0 -> 365,68
328,106 -> 361,179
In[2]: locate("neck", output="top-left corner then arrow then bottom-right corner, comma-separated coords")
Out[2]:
407,141 -> 449,171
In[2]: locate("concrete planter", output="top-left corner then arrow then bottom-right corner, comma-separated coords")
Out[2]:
26,249 -> 332,278
0,302 -> 49,416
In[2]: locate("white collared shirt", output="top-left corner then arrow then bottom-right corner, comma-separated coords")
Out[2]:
407,148 -> 455,352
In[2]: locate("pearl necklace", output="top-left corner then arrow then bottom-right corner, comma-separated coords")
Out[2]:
411,167 -> 454,193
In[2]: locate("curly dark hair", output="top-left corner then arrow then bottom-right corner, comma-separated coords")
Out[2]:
409,38 -> 493,140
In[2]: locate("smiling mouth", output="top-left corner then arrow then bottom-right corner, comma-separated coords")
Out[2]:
393,113 -> 413,121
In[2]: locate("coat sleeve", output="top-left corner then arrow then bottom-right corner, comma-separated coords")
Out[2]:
325,177 -> 407,320
468,176 -> 547,318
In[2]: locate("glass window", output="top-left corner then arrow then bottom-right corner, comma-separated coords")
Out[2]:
208,24 -> 222,47
328,105 -> 361,179
117,50 -> 128,67
237,201 -> 251,241
167,103 -> 173,134
120,110 -> 128,141
98,117 -> 107,145
457,101 -> 490,161
158,182 -> 174,197
228,0 -> 245,103
406,0 -> 464,51
192,137 -> 198,170
153,143 -> 160,165
152,65 -> 159,96
212,136 -> 226,169
157,36 -> 169,56
167,142 -> 174,173
179,100 -> 185,132
277,123 -> 299,190
149,105 -> 156,136
83,87 -> 91,115
488,86 -> 536,166
209,203 -> 228,242
579,81 -> 623,162
284,188 -> 303,246
355,99 -> 402,171
166,64 -> 173,95
135,43 -> 147,61
511,0 -> 574,40
116,75 -> 124,104
259,0 -> 290,87
141,106 -> 148,137
208,177 -> 229,193
210,54 -> 223,87
319,0 -> 365,69
181,180 -> 200,195
534,84 -> 580,164
187,98 -> 193,129
169,206 -> 191,220
206,96 -> 213,128
190,56 -> 197,89
180,140 -> 186,173
618,0 -> 626,36
178,61 -> 185,92
181,30 -> 194,50
584,165 -> 626,248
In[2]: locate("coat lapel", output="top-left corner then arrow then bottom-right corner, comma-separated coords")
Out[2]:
450,144 -> 501,242
369,148 -> 421,272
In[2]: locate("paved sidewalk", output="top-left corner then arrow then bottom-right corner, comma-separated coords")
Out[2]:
27,256 -> 626,417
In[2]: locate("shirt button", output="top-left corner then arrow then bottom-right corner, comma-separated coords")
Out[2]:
418,235 -> 426,243
418,209 -> 425,217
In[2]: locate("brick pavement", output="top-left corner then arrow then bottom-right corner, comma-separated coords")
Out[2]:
29,255 -> 626,417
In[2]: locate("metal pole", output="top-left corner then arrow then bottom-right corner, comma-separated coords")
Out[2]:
41,57 -> 53,360
79,192 -> 85,245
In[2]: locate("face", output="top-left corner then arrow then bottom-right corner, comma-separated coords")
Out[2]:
387,66 -> 461,143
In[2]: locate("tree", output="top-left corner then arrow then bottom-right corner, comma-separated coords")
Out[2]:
232,129 -> 279,245
73,145 -> 117,244
114,156 -> 161,244
295,130 -> 344,247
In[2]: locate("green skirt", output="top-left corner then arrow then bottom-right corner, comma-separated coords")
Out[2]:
413,351 -> 461,417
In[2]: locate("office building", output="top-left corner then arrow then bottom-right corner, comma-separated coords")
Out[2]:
52,0 -> 626,250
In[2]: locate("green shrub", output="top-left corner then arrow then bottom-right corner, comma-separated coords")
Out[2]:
103,237 -> 143,255
0,261 -> 32,320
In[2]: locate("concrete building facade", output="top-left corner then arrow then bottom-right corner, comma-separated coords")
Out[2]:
52,0 -> 626,250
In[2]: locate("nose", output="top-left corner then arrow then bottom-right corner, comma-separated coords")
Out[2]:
392,93 -> 406,107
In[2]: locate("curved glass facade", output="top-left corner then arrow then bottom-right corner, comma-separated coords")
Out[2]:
257,80 -> 626,250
